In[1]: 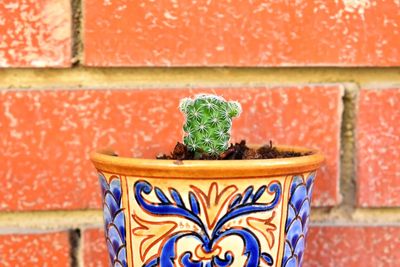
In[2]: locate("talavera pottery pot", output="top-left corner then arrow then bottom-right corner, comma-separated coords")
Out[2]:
90,146 -> 324,267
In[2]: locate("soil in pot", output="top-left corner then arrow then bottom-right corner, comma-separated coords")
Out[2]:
156,140 -> 310,160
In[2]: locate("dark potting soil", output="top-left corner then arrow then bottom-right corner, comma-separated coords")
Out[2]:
156,140 -> 309,160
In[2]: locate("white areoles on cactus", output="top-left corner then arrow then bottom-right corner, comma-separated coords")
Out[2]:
179,94 -> 242,155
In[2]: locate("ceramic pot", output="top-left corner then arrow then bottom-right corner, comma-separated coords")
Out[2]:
90,146 -> 324,267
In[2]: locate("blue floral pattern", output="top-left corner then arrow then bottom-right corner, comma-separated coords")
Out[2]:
99,173 -> 127,267
98,172 -> 317,267
282,172 -> 316,267
134,180 -> 282,267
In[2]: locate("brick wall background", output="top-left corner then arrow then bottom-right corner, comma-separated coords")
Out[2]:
0,0 -> 399,266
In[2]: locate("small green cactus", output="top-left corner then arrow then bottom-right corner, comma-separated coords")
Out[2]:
179,94 -> 242,155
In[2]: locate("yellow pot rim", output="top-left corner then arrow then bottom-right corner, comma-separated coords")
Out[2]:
90,145 -> 325,179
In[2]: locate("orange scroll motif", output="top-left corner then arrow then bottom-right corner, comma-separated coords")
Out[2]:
132,215 -> 177,261
191,182 -> 238,229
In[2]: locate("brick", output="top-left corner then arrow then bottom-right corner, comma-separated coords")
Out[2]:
83,229 -> 108,267
0,0 -> 71,67
0,86 -> 341,211
84,0 -> 400,66
0,231 -> 71,266
304,226 -> 400,267
356,88 -> 400,207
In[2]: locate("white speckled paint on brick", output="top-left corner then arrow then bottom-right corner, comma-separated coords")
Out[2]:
357,88 -> 400,207
0,0 -> 71,67
341,0 -> 371,15
0,232 -> 71,266
84,0 -> 400,66
305,227 -> 400,267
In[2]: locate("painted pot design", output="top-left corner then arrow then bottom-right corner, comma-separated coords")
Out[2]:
90,146 -> 324,267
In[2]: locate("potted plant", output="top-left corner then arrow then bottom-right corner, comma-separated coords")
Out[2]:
90,94 -> 324,267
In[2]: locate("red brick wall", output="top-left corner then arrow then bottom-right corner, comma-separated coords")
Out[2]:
0,1 -> 399,266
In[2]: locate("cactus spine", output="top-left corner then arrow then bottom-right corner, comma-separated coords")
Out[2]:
179,94 -> 242,155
